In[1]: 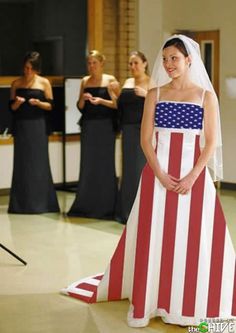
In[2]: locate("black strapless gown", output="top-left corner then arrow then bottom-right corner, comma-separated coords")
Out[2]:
8,88 -> 60,214
68,87 -> 118,219
115,88 -> 146,223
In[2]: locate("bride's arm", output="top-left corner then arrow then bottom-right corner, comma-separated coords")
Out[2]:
141,88 -> 179,190
175,91 -> 217,194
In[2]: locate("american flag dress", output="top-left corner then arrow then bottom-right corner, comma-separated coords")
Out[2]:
62,100 -> 236,327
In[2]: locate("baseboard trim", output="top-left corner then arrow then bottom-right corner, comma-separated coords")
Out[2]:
220,182 -> 236,190
0,189 -> 10,195
1,181 -> 235,196
0,182 -> 78,196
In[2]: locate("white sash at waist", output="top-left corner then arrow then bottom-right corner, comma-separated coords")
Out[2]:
154,126 -> 202,135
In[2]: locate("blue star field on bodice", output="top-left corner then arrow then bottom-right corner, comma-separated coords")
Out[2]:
155,101 -> 203,130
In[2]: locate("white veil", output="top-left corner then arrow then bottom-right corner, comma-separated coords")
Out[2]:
150,34 -> 223,181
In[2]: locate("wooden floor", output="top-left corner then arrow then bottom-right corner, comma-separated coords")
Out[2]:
0,190 -> 235,333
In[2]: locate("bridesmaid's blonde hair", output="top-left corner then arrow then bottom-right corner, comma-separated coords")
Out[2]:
88,50 -> 106,63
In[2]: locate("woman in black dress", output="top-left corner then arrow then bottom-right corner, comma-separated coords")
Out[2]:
67,50 -> 119,219
8,51 -> 60,214
115,51 -> 150,223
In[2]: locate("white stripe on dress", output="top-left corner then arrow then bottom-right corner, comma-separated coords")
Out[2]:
194,169 -> 215,318
96,267 -> 110,301
220,227 -> 236,315
144,131 -> 170,316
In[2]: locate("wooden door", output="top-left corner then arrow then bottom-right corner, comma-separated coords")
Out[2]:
175,30 -> 220,96
193,30 -> 220,96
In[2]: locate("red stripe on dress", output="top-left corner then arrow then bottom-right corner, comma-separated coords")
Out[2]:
131,133 -> 158,318
108,227 -> 127,301
77,282 -> 98,293
72,281 -> 98,303
182,135 -> 205,316
157,132 -> 183,312
73,275 -> 103,303
207,195 -> 226,317
90,289 -> 97,303
232,261 -> 236,315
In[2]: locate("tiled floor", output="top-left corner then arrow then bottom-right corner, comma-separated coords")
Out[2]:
0,190 -> 235,333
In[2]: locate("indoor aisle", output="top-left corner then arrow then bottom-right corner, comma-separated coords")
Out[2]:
0,190 -> 235,333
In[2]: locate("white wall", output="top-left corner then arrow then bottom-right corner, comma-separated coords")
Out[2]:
138,0 -> 163,70
0,143 -> 13,189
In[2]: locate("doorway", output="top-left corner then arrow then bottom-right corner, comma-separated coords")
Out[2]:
175,30 -> 220,96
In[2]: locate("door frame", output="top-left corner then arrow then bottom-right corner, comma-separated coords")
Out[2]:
175,30 -> 220,96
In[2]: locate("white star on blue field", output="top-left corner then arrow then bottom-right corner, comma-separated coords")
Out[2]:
155,102 -> 203,129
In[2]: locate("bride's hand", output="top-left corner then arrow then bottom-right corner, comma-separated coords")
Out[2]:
174,172 -> 198,195
158,171 -> 179,191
